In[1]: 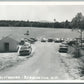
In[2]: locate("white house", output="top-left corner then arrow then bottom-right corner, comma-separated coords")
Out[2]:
0,36 -> 19,52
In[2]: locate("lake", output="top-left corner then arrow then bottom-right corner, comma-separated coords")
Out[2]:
0,27 -> 83,40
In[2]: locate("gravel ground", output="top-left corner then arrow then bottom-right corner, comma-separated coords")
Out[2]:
0,42 -> 72,80
0,44 -> 35,71
0,42 -> 83,80
0,53 -> 27,71
59,53 -> 84,80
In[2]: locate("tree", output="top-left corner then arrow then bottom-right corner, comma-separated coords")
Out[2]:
71,12 -> 83,29
64,20 -> 70,28
71,12 -> 84,48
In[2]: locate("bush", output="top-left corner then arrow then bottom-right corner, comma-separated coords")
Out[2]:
73,48 -> 82,58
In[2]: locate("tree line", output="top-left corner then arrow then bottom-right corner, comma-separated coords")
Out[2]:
0,20 -> 71,28
0,12 -> 83,29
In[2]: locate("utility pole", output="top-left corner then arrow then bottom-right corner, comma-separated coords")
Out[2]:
54,19 -> 56,28
80,29 -> 83,48
78,18 -> 83,48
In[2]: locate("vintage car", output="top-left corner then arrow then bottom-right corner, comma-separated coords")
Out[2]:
18,42 -> 32,56
59,47 -> 68,53
48,38 -> 53,42
59,42 -> 68,53
54,38 -> 64,43
18,45 -> 32,56
41,38 -> 47,42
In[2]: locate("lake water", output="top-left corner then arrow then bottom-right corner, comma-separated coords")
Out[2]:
0,27 -> 83,40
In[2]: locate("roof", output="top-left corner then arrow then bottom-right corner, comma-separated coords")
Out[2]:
0,34 -> 30,42
0,36 -> 19,42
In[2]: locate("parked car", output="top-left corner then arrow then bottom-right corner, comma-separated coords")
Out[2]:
18,44 -> 32,56
54,38 -> 60,43
24,42 -> 31,46
30,38 -> 37,42
79,43 -> 84,50
48,38 -> 53,42
60,38 -> 64,42
54,38 -> 64,43
59,47 -> 68,53
24,38 -> 29,42
61,41 -> 67,45
60,44 -> 68,47
28,38 -> 35,44
67,40 -> 76,46
19,39 -> 25,45
41,38 -> 47,42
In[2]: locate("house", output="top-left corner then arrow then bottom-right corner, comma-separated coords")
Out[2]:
0,36 -> 19,52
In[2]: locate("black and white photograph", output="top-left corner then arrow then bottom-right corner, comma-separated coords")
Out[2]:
0,1 -> 84,80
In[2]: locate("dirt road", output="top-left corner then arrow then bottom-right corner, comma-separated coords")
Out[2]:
0,42 -> 73,80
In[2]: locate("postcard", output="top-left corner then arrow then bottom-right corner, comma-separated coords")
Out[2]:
0,1 -> 83,82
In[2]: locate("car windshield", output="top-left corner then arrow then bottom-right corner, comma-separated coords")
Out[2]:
24,42 -> 31,46
21,46 -> 28,50
60,48 -> 67,50
24,44 -> 30,46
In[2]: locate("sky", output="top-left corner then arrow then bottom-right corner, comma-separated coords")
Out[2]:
0,5 -> 84,22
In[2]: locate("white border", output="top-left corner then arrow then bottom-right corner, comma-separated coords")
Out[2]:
1,78 -> 84,83
0,1 -> 84,5
0,1 -> 84,82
